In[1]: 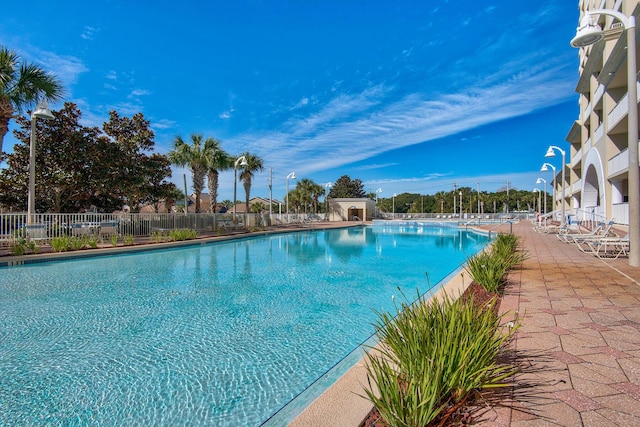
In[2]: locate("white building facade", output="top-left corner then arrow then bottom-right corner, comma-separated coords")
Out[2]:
565,0 -> 640,226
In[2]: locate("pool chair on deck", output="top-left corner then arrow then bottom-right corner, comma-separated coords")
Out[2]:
70,223 -> 95,237
99,220 -> 119,239
557,220 -> 612,243
580,234 -> 630,260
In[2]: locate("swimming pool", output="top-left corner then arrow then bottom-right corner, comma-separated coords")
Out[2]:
0,224 -> 490,426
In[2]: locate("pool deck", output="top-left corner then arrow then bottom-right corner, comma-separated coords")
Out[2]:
4,220 -> 640,425
290,220 -> 640,426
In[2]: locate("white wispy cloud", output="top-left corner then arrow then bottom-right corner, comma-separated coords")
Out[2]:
31,49 -> 88,89
128,89 -> 151,98
232,60 -> 574,179
81,26 -> 98,40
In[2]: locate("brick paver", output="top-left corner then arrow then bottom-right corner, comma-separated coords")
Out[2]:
478,222 -> 640,426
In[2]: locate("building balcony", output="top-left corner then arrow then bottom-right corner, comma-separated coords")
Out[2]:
611,202 -> 629,226
594,123 -> 605,143
607,82 -> 640,134
608,143 -> 640,179
572,146 -> 583,168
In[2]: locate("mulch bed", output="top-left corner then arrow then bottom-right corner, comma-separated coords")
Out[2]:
360,281 -> 502,427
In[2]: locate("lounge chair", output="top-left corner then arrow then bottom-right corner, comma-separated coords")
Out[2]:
70,222 -> 97,237
26,224 -> 48,241
99,221 -> 119,239
580,234 -> 630,259
557,220 -> 613,243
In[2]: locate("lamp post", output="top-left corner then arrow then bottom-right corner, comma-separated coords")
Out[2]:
27,100 -> 55,225
286,172 -> 296,223
459,191 -> 463,217
533,188 -> 542,225
477,181 -> 480,214
541,162 -> 556,218
375,188 -> 382,217
545,146 -> 566,226
325,182 -> 332,220
536,177 -> 547,215
392,193 -> 397,219
570,8 -> 639,266
233,155 -> 248,223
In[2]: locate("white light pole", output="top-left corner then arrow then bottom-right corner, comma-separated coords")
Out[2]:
545,146 -> 566,226
324,182 -> 332,220
533,188 -> 542,217
233,155 -> 248,223
286,172 -> 296,223
536,177 -> 547,215
571,8 -> 639,266
459,191 -> 463,216
541,162 -> 556,217
477,181 -> 480,214
392,193 -> 397,219
27,100 -> 55,225
375,188 -> 382,217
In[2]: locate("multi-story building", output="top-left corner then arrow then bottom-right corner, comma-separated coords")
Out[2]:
565,0 -> 639,227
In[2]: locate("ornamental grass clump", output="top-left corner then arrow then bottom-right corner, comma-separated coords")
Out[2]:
492,233 -> 528,270
466,233 -> 528,293
364,292 -> 518,427
169,228 -> 197,241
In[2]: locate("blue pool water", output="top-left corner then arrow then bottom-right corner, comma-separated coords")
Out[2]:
0,224 -> 489,426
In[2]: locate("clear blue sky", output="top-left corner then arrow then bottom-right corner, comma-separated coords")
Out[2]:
1,1 -> 579,202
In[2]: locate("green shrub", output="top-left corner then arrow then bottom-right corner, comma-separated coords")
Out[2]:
169,228 -> 197,241
9,239 -> 26,256
26,240 -> 40,254
466,234 -> 528,293
86,236 -> 98,249
465,251 -> 508,293
52,235 -> 72,252
364,292 -> 518,426
70,236 -> 87,251
492,233 -> 527,268
110,234 -> 119,247
123,234 -> 134,246
151,230 -> 167,243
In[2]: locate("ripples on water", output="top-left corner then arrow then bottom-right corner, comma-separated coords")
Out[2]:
0,225 -> 489,426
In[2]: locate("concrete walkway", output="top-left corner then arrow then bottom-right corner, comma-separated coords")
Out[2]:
478,221 -> 640,426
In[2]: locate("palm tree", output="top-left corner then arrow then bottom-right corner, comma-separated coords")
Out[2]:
202,137 -> 230,213
0,46 -> 64,153
309,181 -> 325,214
168,134 -> 208,213
238,152 -> 264,223
295,178 -> 314,213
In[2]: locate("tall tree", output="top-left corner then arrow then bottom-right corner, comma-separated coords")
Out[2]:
327,175 -> 366,198
168,133 -> 208,213
203,137 -> 230,213
0,103 -> 176,213
100,111 -> 166,212
238,152 -> 264,221
0,46 -> 64,153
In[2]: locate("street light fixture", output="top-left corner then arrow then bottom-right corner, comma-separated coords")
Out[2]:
533,188 -> 542,218
27,100 -> 55,225
286,172 -> 296,223
570,8 -> 639,266
392,193 -> 397,219
324,182 -> 332,219
477,181 -> 481,214
536,177 -> 547,215
233,155 -> 248,224
545,146 -> 566,226
541,162 -> 556,217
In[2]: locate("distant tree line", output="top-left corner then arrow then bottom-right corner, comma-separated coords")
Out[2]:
375,186 -> 551,215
